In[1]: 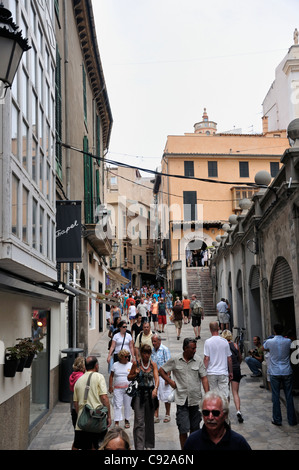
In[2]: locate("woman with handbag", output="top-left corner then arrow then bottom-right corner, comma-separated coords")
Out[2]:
107,321 -> 135,365
127,343 -> 159,450
109,349 -> 132,428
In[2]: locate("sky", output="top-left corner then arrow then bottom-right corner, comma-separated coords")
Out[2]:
92,0 -> 298,174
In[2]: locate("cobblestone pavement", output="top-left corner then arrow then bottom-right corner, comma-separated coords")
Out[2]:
28,315 -> 299,451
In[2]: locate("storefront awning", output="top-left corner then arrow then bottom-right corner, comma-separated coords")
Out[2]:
107,268 -> 131,286
69,283 -> 120,306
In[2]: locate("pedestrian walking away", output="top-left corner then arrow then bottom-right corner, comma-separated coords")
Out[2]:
69,356 -> 85,436
72,356 -> 111,450
263,323 -> 298,427
172,299 -> 184,340
182,295 -> 190,324
183,391 -> 252,450
190,294 -> 204,339
159,337 -> 209,449
217,298 -> 230,331
204,321 -> 233,398
221,329 -> 244,423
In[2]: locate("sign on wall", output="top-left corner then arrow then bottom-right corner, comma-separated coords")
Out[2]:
56,201 -> 82,262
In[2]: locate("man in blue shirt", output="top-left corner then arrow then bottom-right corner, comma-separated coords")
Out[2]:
263,323 -> 297,426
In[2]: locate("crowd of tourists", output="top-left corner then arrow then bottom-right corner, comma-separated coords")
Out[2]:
68,286 -> 297,451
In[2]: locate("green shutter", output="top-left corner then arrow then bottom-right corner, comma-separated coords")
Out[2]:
82,64 -> 87,126
96,169 -> 101,207
83,136 -> 93,223
96,114 -> 101,166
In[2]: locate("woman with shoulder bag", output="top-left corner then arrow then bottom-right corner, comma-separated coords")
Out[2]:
107,321 -> 135,365
127,344 -> 159,450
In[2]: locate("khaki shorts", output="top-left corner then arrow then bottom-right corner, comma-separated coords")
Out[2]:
207,374 -> 229,398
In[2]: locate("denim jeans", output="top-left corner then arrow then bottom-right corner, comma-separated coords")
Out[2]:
269,374 -> 297,425
245,357 -> 262,375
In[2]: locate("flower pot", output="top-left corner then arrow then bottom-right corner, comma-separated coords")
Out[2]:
17,356 -> 28,372
4,354 -> 20,377
24,353 -> 35,368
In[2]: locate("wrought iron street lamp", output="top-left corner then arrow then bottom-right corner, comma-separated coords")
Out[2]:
0,3 -> 31,95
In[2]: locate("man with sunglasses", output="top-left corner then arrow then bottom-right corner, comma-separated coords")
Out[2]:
183,391 -> 251,450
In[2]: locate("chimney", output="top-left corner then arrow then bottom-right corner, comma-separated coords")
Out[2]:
262,116 -> 268,134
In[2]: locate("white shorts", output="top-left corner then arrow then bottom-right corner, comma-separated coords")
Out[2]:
158,377 -> 172,402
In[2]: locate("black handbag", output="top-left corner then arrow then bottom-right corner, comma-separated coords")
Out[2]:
125,361 -> 139,398
77,373 -> 108,433
125,378 -> 139,397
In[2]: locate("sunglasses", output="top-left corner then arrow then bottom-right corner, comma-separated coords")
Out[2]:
122,325 -> 127,328
202,409 -> 221,417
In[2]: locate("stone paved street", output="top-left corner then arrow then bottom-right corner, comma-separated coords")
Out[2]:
28,314 -> 299,451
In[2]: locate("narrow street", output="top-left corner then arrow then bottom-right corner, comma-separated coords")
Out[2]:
28,314 -> 299,451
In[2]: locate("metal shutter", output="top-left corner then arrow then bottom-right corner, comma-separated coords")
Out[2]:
249,266 -> 260,290
270,258 -> 293,300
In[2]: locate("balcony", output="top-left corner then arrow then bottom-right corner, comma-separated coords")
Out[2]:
83,221 -> 112,256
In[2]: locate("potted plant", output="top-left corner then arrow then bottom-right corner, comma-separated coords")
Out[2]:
16,337 -> 44,368
4,346 -> 22,377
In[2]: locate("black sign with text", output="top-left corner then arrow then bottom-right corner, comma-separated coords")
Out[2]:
56,201 -> 82,262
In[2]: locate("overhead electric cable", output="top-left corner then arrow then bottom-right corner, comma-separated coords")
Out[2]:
60,142 -> 261,188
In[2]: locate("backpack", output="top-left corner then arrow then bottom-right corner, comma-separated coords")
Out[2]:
192,300 -> 203,316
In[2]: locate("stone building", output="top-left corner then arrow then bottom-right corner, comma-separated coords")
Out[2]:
212,119 -> 299,396
156,109 -> 288,295
0,0 -> 112,449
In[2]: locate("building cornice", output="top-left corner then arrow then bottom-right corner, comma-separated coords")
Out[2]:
73,0 -> 113,151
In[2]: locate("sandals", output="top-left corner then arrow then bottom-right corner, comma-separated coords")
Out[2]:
163,415 -> 171,423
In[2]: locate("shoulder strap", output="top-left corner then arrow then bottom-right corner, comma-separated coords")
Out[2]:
84,372 -> 93,402
121,331 -> 126,349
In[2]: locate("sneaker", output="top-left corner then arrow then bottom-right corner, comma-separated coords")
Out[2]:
237,412 -> 244,423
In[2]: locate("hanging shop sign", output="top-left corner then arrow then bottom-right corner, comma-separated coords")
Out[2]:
56,201 -> 82,262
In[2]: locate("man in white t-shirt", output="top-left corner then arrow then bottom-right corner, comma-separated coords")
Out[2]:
204,321 -> 233,398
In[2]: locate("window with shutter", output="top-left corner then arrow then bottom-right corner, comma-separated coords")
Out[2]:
184,161 -> 194,177
208,161 -> 218,177
239,161 -> 249,178
83,136 -> 93,223
183,191 -> 197,221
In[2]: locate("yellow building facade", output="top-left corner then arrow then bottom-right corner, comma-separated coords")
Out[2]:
158,110 -> 289,293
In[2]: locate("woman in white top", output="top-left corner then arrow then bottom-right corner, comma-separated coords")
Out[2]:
107,321 -> 135,365
109,348 -> 133,428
